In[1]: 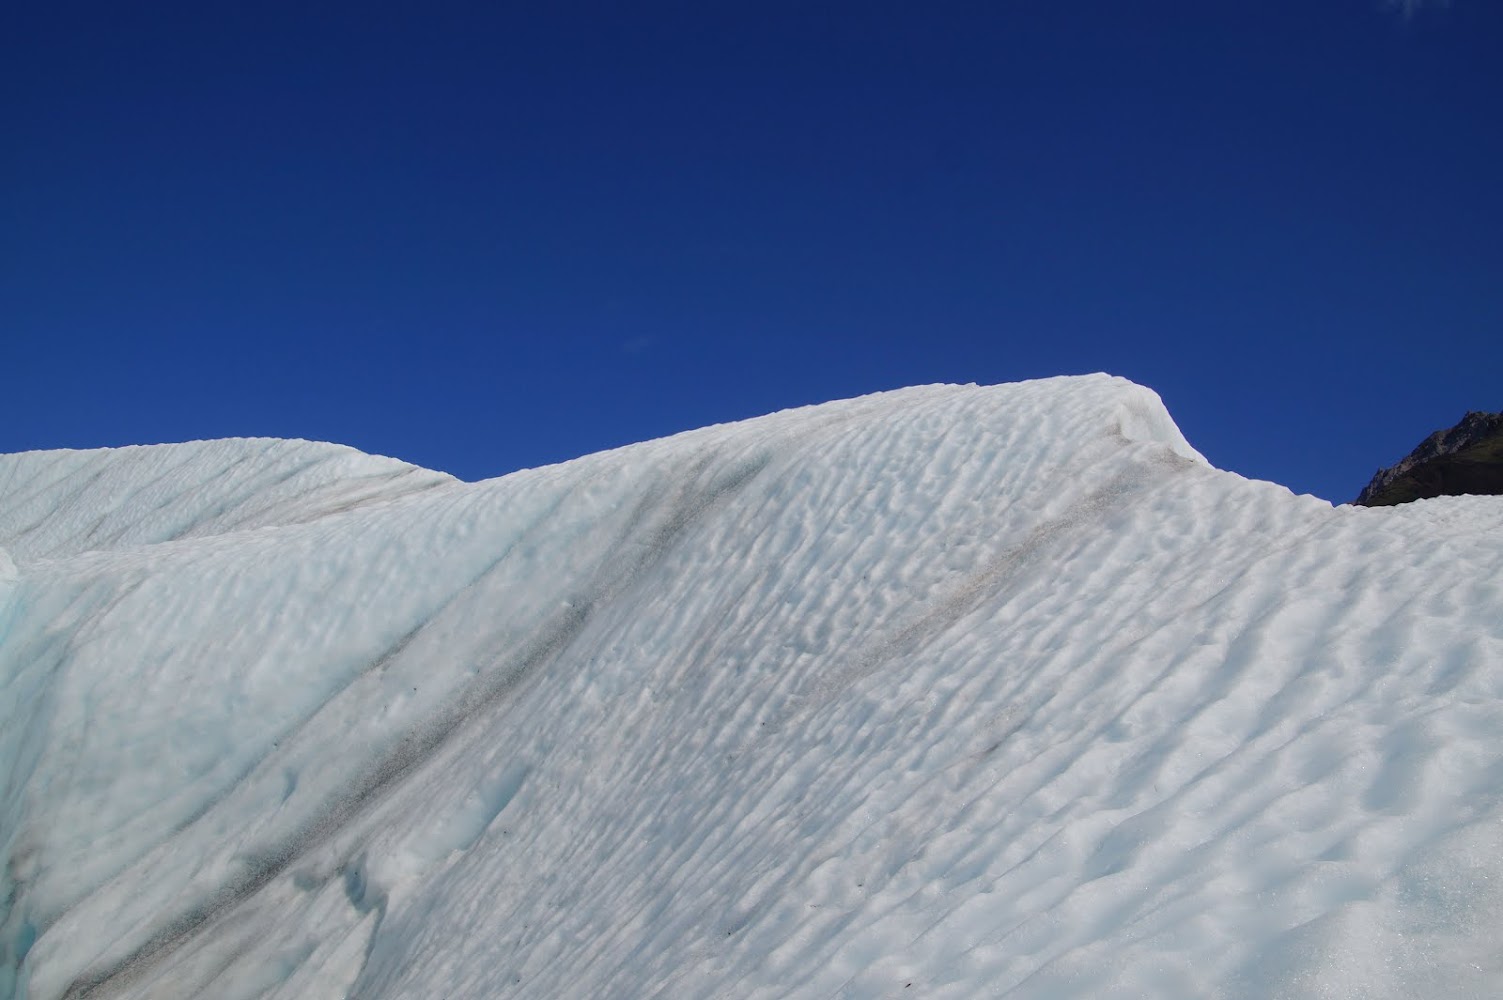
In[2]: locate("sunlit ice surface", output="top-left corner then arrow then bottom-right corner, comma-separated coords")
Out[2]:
2,376 -> 1500,999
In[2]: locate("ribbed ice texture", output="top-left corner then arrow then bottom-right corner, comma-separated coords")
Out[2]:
0,438 -> 453,562
1,376 -> 1500,1000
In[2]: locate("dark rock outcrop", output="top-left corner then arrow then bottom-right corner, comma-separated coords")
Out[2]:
1354,411 -> 1503,506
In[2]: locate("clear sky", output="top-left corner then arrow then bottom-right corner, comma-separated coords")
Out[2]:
6,1 -> 1499,503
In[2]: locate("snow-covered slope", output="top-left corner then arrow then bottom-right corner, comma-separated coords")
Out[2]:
0,438 -> 453,562
1,376 -> 1500,1000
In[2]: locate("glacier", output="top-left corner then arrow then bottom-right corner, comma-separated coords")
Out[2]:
1,375 -> 1500,999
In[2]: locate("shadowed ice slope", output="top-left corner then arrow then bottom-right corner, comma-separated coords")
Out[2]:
1,376 -> 1501,999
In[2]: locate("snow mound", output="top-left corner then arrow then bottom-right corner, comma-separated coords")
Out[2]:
0,438 -> 454,563
1,375 -> 1500,1000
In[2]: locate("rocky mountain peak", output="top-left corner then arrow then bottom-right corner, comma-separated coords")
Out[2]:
1354,410 -> 1503,506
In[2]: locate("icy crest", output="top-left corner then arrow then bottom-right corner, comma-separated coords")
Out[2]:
1,376 -> 1500,1000
0,438 -> 454,563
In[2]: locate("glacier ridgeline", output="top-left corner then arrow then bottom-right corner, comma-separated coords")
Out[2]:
1,375 -> 1501,1000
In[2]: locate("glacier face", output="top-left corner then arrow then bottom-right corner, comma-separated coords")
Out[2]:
1,376 -> 1501,1000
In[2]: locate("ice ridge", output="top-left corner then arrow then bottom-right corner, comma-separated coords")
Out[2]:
1,375 -> 1500,1000
0,437 -> 455,563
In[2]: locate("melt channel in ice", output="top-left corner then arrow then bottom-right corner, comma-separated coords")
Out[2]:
1,375 -> 1501,1000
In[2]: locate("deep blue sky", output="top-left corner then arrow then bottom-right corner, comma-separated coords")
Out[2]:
6,1 -> 1500,502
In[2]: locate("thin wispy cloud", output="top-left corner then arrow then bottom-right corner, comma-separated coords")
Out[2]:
1383,0 -> 1451,18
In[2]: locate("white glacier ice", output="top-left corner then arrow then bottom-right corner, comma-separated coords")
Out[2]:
1,375 -> 1500,999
